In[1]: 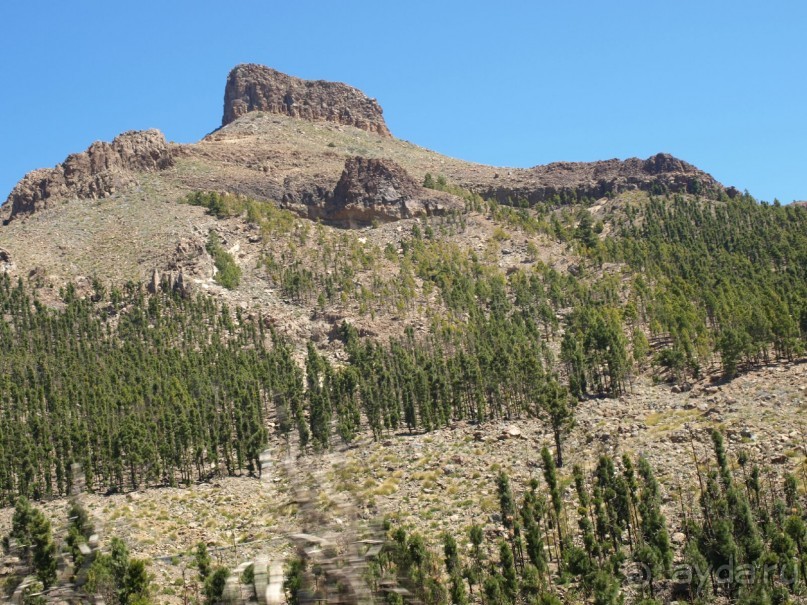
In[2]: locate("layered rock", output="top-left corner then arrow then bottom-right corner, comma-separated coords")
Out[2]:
147,267 -> 193,298
3,130 -> 173,222
222,64 -> 390,136
322,157 -> 461,227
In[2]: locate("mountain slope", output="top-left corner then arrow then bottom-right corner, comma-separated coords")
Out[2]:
1,64 -> 805,605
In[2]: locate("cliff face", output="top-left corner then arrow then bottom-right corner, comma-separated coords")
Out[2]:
4,130 -> 173,222
322,157 -> 461,227
222,64 -> 390,136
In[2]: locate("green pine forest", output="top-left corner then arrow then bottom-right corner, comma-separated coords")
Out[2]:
1,187 -> 806,603
2,189 -> 807,500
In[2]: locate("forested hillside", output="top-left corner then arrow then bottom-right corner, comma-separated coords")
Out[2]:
1,186 -> 806,604
606,193 -> 807,380
0,275 -> 284,503
1,191 -> 806,507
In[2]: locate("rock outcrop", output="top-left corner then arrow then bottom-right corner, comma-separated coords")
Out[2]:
222,64 -> 390,136
3,130 -> 173,222
0,247 -> 13,274
476,153 -> 724,205
1,65 -> 732,229
322,157 -> 461,227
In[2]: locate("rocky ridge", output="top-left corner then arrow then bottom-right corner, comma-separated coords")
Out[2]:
2,64 -> 728,228
222,63 -> 390,136
2,129 -> 173,222
477,153 -> 725,205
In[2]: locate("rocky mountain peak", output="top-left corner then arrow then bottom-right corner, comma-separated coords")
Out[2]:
3,129 -> 173,223
221,64 -> 390,136
641,152 -> 698,175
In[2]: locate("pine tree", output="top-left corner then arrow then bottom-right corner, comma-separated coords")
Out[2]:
482,572 -> 504,605
535,592 -> 563,605
10,496 -> 34,558
448,572 -> 468,605
121,559 -> 151,604
636,457 -> 673,577
283,556 -> 306,605
521,485 -> 548,575
306,342 -> 332,449
204,567 -> 230,605
576,210 -> 599,249
195,541 -> 211,581
541,446 -> 564,558
572,464 -> 599,563
680,537 -> 711,601
560,330 -> 587,399
539,378 -> 574,467
496,471 -> 521,562
592,569 -> 623,605
498,540 -> 518,604
29,508 -> 57,589
465,524 -> 485,596
443,533 -> 460,577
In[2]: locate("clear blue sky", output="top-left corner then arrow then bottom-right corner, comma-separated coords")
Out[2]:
1,0 -> 805,203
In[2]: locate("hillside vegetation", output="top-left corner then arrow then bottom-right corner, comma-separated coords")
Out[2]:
1,186 -> 806,602
1,63 -> 806,604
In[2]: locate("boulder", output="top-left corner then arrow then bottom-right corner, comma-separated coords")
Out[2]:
322,157 -> 461,226
0,247 -> 13,273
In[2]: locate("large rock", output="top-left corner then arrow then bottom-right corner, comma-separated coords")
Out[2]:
3,129 -> 173,222
222,63 -> 390,136
322,157 -> 461,227
0,247 -> 13,273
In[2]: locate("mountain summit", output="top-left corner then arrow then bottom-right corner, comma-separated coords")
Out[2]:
222,63 -> 391,136
2,64 -> 723,227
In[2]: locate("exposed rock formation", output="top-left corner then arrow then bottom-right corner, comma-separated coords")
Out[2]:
323,157 -> 461,227
148,267 -> 193,298
3,130 -> 173,222
0,247 -> 13,274
1,65 -> 732,230
476,153 -> 724,205
222,64 -> 390,136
